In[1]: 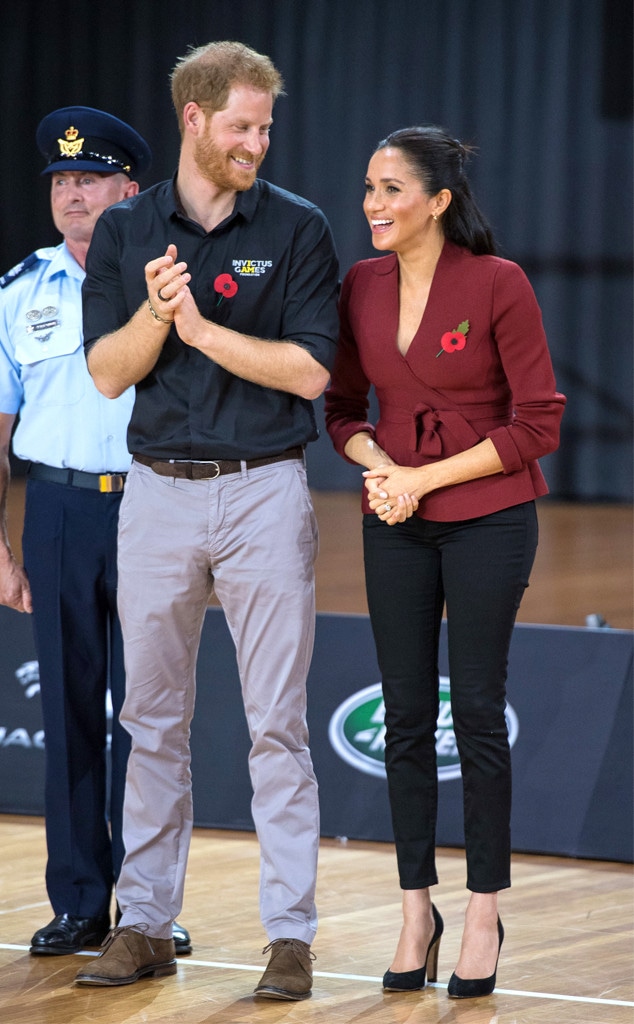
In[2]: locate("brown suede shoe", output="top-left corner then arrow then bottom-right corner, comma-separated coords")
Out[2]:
74,925 -> 177,986
254,938 -> 315,1000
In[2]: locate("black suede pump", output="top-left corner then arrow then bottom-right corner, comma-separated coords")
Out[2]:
447,916 -> 504,999
382,903 -> 444,992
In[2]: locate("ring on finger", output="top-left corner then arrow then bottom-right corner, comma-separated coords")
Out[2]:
384,503 -> 392,512
157,287 -> 168,302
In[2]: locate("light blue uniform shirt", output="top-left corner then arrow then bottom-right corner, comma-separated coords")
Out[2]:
0,242 -> 133,472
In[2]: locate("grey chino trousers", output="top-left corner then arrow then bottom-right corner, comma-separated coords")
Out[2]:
114,456 -> 320,943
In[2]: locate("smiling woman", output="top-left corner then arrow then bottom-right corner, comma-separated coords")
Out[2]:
325,123 -> 566,999
363,148 -> 449,263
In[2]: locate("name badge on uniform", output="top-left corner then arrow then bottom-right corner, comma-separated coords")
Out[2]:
25,307 -> 60,339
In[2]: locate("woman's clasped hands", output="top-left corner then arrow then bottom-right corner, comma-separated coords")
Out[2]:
363,464 -> 422,524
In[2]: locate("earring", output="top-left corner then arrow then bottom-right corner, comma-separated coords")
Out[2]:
433,213 -> 438,222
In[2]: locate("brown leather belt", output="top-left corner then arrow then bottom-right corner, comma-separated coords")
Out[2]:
133,446 -> 304,480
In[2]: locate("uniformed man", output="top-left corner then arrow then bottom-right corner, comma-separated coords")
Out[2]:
0,106 -> 191,957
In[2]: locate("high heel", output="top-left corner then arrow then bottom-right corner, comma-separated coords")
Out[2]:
382,903 -> 444,992
447,915 -> 504,999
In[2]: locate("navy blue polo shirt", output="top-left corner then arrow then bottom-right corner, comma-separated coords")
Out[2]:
83,177 -> 340,460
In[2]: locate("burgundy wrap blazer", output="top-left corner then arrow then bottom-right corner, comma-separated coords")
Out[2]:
325,242 -> 566,521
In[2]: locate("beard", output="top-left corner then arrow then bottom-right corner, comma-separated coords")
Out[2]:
193,131 -> 265,192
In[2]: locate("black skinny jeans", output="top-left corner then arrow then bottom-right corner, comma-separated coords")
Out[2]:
363,501 -> 538,893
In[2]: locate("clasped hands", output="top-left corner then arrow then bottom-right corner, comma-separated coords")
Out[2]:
145,244 -> 203,346
363,464 -> 421,525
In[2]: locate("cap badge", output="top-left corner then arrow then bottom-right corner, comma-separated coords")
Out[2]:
58,125 -> 84,158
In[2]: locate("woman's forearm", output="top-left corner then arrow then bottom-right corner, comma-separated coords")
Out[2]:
343,431 -> 394,469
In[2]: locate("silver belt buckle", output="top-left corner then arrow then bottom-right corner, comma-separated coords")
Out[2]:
182,459 -> 221,480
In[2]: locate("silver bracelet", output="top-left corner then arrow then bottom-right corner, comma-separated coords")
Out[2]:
147,297 -> 173,324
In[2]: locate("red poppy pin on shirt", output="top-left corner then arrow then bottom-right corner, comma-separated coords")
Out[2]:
436,319 -> 469,357
214,273 -> 238,306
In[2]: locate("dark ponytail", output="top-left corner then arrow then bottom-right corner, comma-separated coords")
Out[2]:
375,125 -> 496,256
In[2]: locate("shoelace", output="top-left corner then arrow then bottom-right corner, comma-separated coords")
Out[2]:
261,938 -> 316,962
100,922 -> 153,953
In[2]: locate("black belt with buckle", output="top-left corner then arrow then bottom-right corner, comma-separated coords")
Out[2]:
27,462 -> 127,493
133,445 -> 304,480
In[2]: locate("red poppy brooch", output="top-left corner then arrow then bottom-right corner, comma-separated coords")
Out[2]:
214,273 -> 239,306
436,319 -> 469,357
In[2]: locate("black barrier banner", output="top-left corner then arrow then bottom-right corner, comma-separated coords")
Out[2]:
0,606 -> 631,862
0,610 -> 45,813
191,612 -> 634,863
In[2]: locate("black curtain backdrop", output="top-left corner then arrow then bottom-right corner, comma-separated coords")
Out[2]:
1,0 -> 632,500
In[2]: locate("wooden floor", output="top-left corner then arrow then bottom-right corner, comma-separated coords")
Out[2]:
6,480 -> 634,629
0,817 -> 632,1023
309,492 -> 633,631
1,484 -> 632,1021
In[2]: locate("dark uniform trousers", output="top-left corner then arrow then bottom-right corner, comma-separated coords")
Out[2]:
22,477 -> 128,918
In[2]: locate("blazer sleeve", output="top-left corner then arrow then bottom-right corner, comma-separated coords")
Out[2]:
486,261 -> 566,474
324,265 -> 377,461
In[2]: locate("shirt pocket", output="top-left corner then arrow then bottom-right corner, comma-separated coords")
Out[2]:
14,320 -> 88,406
14,319 -> 83,366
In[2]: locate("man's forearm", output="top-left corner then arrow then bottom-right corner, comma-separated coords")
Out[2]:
199,324 -> 329,400
0,457 -> 11,552
0,444 -> 33,613
87,300 -> 170,399
175,305 -> 330,401
0,413 -> 16,550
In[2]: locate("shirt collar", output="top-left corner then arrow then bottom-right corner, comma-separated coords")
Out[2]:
169,175 -> 263,229
35,242 -> 85,282
232,181 -> 261,222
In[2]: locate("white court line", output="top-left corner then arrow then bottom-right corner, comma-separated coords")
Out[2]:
2,944 -> 632,1009
0,902 -> 49,915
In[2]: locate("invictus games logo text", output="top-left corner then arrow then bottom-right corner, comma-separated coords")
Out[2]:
232,259 -> 272,276
328,679 -> 519,781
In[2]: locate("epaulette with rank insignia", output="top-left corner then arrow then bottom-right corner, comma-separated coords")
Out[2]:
0,252 -> 39,289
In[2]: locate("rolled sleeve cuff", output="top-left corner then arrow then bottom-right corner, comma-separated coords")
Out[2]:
487,425 -> 524,474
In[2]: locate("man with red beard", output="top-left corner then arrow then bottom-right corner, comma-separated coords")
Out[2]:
74,42 -> 339,999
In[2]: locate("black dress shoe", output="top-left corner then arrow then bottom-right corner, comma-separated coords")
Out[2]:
30,913 -> 111,955
172,920 -> 192,955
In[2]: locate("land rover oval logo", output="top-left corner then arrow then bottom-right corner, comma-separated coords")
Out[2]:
328,678 -> 519,781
